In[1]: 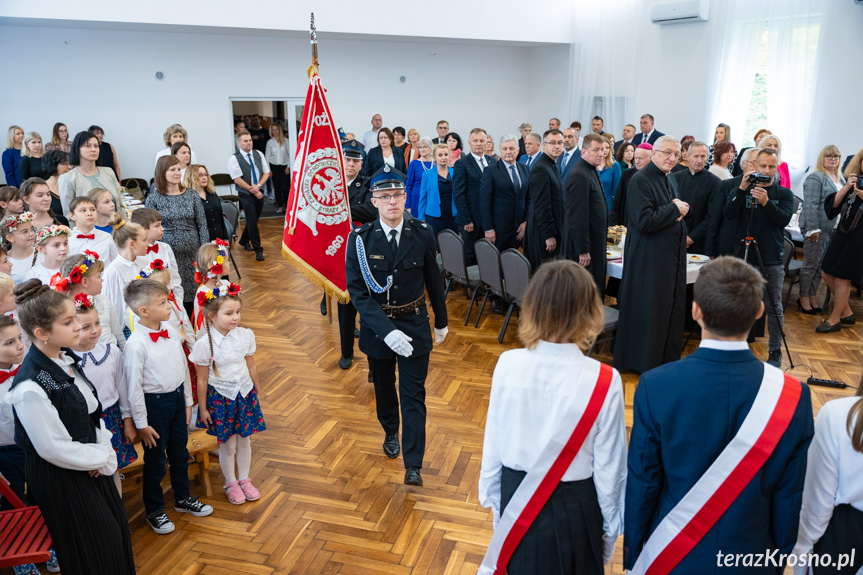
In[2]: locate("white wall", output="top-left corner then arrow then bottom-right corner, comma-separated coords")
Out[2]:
0,24 -> 570,183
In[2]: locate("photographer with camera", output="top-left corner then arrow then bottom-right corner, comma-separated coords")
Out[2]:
724,148 -> 794,367
816,147 -> 863,333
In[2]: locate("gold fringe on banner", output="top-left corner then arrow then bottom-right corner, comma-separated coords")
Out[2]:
281,243 -> 351,304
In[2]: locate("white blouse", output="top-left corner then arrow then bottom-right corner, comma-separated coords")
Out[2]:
26,261 -> 62,286
479,341 -> 627,561
0,365 -> 20,446
79,342 -> 130,419
94,294 -> 125,350
792,396 -> 863,574
190,326 -> 256,401
3,352 -> 116,475
9,252 -> 39,284
265,138 -> 290,166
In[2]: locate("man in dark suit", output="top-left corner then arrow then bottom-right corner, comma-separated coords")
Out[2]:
631,114 -> 665,146
625,256 -> 813,574
672,141 -> 723,256
345,173 -> 448,487
591,116 -> 607,136
563,133 -> 608,297
614,124 -> 637,153
557,127 -> 581,182
431,120 -> 449,145
453,128 -> 497,265
516,122 -> 531,159
524,130 -> 565,269
481,135 -> 529,252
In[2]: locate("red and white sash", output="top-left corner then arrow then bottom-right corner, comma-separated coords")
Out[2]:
631,364 -> 802,575
480,362 -> 614,575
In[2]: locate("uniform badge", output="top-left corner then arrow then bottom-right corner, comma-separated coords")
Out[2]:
295,147 -> 349,236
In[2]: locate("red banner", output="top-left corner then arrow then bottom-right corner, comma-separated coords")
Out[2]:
282,67 -> 352,303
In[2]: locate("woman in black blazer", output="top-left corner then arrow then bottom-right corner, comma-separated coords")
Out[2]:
362,128 -> 406,178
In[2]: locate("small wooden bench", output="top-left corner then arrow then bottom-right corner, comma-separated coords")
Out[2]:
121,429 -> 219,497
0,476 -> 52,568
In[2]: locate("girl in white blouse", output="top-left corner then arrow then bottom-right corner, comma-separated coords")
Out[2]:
792,379 -> 863,574
26,224 -> 69,287
192,284 -> 265,506
478,260 -> 627,575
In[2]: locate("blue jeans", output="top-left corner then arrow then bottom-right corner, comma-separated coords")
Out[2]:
763,264 -> 785,353
142,385 -> 190,515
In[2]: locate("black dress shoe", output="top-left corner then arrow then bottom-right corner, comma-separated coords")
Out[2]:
840,314 -> 856,325
338,356 -> 352,369
796,299 -> 817,315
354,328 -> 360,338
320,296 -> 328,316
255,251 -> 265,261
404,467 -> 423,486
766,349 -> 782,368
383,434 -> 399,458
816,320 -> 842,333
241,242 -> 254,252
490,298 -> 504,315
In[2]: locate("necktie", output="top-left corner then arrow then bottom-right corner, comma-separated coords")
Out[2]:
509,164 -> 520,188
477,157 -> 485,172
527,156 -> 533,168
147,244 -> 159,254
389,229 -> 398,252
149,329 -> 170,343
0,366 -> 19,384
560,153 -> 567,177
247,153 -> 258,184
76,233 -> 95,240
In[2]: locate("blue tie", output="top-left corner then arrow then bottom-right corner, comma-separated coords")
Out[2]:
559,153 -> 567,177
527,156 -> 533,168
247,153 -> 258,184
509,164 -> 520,188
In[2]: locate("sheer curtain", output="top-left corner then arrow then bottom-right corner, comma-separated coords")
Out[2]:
567,0 -> 643,139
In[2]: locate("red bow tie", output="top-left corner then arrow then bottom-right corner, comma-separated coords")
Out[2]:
0,366 -> 19,384
147,244 -> 159,254
149,329 -> 170,342
77,233 -> 95,240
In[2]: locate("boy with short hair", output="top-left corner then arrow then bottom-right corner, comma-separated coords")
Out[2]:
68,196 -> 118,263
124,279 -> 212,534
130,208 -> 183,302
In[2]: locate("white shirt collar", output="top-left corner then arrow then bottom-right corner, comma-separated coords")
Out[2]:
118,255 -> 139,268
699,339 -> 750,351
209,327 -> 236,347
533,340 -> 585,356
379,218 -> 404,240
471,152 -> 485,163
529,151 -> 541,161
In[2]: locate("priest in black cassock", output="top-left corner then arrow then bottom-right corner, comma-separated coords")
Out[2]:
614,135 -> 690,374
524,129 -> 565,269
564,133 -> 609,297
672,141 -> 723,257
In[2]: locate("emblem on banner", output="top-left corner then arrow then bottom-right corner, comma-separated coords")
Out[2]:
295,147 -> 348,236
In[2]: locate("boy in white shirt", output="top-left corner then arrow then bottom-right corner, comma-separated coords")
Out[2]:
130,208 -> 183,303
123,279 -> 212,535
67,196 -> 118,263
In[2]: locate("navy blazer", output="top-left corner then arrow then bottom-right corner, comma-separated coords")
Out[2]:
518,151 -> 543,170
624,347 -> 814,574
556,148 -> 581,181
361,146 -> 407,179
452,153 -> 496,227
479,160 -> 529,250
631,130 -> 665,147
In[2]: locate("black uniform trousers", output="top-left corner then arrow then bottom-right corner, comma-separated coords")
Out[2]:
337,300 -> 357,358
142,385 -> 190,515
368,352 -> 430,469
238,190 -> 265,251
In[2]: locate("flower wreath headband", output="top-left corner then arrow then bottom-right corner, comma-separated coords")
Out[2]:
195,282 -> 241,307
35,224 -> 71,245
4,211 -> 35,230
136,258 -> 169,280
194,238 -> 229,284
49,250 -> 100,292
73,293 -> 96,311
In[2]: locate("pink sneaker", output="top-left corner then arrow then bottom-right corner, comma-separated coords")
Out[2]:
224,480 -> 246,505
238,478 -> 260,501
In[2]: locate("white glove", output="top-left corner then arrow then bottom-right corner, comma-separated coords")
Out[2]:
434,326 -> 448,344
384,330 -> 414,357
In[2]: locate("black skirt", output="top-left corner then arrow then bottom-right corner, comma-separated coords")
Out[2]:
25,453 -> 136,574
500,466 -> 604,575
812,504 -> 863,575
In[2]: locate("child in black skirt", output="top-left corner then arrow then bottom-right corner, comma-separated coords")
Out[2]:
5,279 -> 135,574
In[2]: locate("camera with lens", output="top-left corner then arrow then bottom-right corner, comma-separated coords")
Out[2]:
748,172 -> 772,187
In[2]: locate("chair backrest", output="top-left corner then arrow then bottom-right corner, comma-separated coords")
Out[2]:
783,236 -> 795,270
438,229 -> 469,283
475,239 -> 504,295
221,200 -> 239,240
500,248 -> 532,306
211,173 -> 234,197
792,195 -> 802,215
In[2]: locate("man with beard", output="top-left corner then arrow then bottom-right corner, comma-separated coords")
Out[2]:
563,133 -> 608,297
672,142 -> 723,256
524,130 -> 564,269
557,127 -> 581,182
609,143 -> 652,227
614,135 -> 689,374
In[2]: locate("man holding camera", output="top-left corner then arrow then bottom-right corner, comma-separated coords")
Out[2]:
723,148 -> 795,367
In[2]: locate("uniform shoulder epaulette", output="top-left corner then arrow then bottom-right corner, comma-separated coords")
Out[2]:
414,220 -> 429,229
356,222 -> 374,233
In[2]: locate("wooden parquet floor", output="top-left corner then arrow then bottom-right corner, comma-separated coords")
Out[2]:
19,218 -> 860,575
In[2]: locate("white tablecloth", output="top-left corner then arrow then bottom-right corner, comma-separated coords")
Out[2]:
607,257 -> 703,284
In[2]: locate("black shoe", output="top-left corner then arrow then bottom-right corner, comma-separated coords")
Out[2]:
241,242 -> 254,252
796,299 -> 817,315
766,350 -> 782,367
146,510 -> 175,534
404,467 -> 423,486
255,251 -> 265,261
338,356 -> 352,369
816,320 -> 842,333
490,298 -> 505,315
367,371 -> 374,383
383,434 -> 400,459
174,496 -> 214,517
354,328 -> 360,338
840,314 -> 856,325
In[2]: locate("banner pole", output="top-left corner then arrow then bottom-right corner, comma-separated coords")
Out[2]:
310,13 -> 318,69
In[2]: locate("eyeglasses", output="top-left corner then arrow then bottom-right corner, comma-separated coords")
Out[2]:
655,149 -> 681,159
373,192 -> 405,203
826,155 -> 841,160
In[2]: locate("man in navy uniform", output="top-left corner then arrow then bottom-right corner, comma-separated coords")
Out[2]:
345,170 -> 448,486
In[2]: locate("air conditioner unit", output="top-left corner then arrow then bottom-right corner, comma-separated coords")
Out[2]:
651,0 -> 710,24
